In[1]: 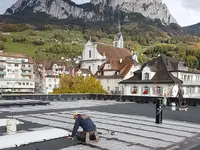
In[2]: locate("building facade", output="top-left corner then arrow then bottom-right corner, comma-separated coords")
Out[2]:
0,52 -> 35,94
36,61 -> 70,94
120,55 -> 200,98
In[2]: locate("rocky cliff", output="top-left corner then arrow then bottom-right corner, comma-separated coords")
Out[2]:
5,0 -> 177,25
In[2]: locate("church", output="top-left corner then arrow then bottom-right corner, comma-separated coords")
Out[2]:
81,23 -> 140,94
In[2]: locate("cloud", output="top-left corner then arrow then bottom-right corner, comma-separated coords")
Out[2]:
163,0 -> 200,26
180,0 -> 200,12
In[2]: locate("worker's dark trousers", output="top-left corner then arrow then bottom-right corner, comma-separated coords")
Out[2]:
178,96 -> 185,107
76,131 -> 96,142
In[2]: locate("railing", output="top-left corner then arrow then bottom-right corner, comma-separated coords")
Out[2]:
0,65 -> 6,69
1,94 -> 200,106
0,71 -> 6,75
21,67 -> 32,71
6,60 -> 21,63
183,80 -> 200,85
21,72 -> 31,76
0,78 -> 33,81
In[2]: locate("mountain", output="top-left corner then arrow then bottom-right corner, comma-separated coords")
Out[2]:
184,23 -> 200,36
5,0 -> 177,25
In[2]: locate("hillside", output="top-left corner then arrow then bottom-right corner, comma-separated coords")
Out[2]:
184,23 -> 200,36
0,0 -> 200,69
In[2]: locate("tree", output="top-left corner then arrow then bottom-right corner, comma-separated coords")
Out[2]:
52,75 -> 107,94
186,55 -> 199,69
0,41 -> 5,50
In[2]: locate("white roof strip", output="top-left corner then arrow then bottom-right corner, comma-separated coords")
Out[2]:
0,119 -> 23,127
0,128 -> 70,149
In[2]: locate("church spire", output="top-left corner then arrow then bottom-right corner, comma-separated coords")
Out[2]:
118,19 -> 121,34
113,19 -> 124,49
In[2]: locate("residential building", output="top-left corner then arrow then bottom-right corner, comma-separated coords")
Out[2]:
71,68 -> 92,77
0,52 -> 35,94
96,55 -> 140,94
36,60 -> 70,94
120,55 -> 200,98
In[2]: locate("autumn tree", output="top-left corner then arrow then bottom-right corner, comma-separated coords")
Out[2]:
0,41 -> 5,50
53,75 -> 107,94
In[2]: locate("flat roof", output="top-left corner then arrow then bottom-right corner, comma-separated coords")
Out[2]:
0,100 -> 200,150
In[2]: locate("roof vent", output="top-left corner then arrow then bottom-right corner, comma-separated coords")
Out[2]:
119,58 -> 123,63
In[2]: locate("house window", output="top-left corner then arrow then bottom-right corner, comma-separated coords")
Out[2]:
89,66 -> 91,70
143,86 -> 149,94
132,86 -> 138,94
144,73 -> 149,80
7,69 -> 12,72
107,79 -> 109,84
89,50 -> 91,58
97,65 -> 100,70
48,79 -> 52,82
115,87 -> 119,92
15,64 -> 19,67
49,84 -> 52,88
154,86 -> 162,96
26,82 -> 29,85
107,86 -> 110,91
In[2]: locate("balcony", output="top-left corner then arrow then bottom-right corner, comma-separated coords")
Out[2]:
6,60 -> 21,64
0,65 -> 6,69
21,67 -> 32,71
183,80 -> 200,86
0,71 -> 6,75
21,72 -> 31,76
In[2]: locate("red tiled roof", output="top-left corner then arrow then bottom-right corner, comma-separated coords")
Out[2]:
96,43 -> 132,61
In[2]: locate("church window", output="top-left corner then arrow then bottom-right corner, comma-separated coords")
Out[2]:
89,50 -> 91,58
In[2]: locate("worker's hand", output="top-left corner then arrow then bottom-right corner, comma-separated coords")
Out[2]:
67,136 -> 74,140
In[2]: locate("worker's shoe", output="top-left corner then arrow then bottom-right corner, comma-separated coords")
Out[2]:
85,132 -> 90,144
94,131 -> 100,143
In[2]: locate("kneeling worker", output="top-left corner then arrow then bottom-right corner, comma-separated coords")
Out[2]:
69,112 -> 100,143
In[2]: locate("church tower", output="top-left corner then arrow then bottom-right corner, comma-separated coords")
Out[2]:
113,20 -> 124,49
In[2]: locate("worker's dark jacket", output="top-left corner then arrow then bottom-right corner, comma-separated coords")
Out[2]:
72,114 -> 96,137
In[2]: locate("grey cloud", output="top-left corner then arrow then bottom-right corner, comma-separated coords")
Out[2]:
180,0 -> 200,12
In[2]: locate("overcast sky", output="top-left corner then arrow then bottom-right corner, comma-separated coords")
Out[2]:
0,0 -> 199,27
